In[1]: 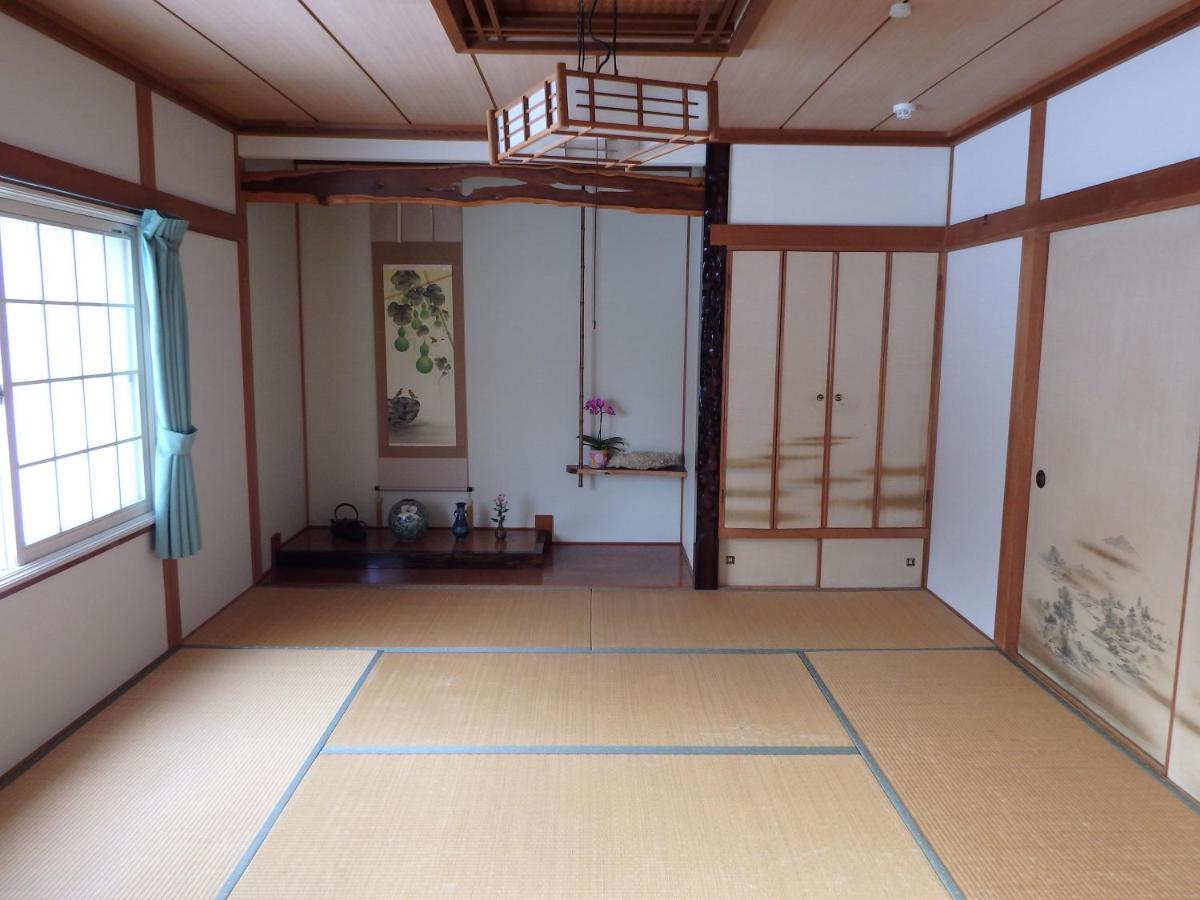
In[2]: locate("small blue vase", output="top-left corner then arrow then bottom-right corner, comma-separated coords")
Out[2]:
451,501 -> 470,539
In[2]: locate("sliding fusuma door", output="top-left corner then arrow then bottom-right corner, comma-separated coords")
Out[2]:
723,251 -> 780,529
775,252 -> 833,528
1019,205 -> 1200,763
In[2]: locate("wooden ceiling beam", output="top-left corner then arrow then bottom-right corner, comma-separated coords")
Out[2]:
241,164 -> 705,216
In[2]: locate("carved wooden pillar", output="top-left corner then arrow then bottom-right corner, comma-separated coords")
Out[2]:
693,143 -> 730,590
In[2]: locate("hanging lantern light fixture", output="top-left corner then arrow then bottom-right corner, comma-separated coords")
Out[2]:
487,1 -> 718,170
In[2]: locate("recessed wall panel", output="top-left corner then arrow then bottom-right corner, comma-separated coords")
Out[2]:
723,252 -> 781,530
826,253 -> 885,528
775,252 -> 833,528
719,539 -> 819,587
878,253 -> 938,527
821,539 -> 924,589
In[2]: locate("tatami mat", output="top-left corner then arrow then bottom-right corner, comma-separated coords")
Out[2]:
0,648 -> 372,900
810,650 -> 1200,898
592,589 -> 990,649
186,586 -> 591,648
331,652 -> 848,748
229,754 -> 945,898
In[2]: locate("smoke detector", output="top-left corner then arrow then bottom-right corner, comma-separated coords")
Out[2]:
892,102 -> 917,120
889,2 -> 912,18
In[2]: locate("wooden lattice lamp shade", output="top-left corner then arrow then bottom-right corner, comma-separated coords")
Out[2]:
488,63 -> 718,170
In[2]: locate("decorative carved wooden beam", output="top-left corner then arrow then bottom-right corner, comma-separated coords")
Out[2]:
241,164 -> 705,217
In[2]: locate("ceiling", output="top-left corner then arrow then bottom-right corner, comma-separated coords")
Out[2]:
10,0 -> 1193,136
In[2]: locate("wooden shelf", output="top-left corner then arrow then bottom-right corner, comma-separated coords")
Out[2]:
566,465 -> 687,478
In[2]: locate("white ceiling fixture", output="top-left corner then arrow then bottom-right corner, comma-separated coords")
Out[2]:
889,2 -> 913,19
487,0 -> 717,170
892,101 -> 917,119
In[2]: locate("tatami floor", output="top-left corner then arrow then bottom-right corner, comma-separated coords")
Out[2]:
2,587 -> 1199,898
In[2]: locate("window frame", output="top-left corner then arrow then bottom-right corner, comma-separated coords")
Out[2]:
0,185 -> 155,569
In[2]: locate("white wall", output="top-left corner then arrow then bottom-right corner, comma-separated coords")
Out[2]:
247,203 -> 307,562
729,145 -> 951,226
0,12 -> 139,182
927,239 -> 1023,638
177,233 -> 254,634
1043,25 -> 1200,199
297,204 -> 379,525
951,111 -> 1030,224
465,205 -> 690,542
152,94 -> 236,213
0,537 -> 166,774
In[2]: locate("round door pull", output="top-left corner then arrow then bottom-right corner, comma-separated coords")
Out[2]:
817,393 -> 825,401
834,393 -> 843,402
1035,470 -> 1046,489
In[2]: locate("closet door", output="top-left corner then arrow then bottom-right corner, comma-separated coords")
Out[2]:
775,252 -> 833,528
826,252 -> 886,528
878,253 -> 939,527
723,251 -> 780,529
1018,205 -> 1200,762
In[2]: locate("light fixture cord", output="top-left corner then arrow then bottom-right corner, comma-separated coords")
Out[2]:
613,0 -> 619,75
589,0 -> 612,73
576,0 -> 585,70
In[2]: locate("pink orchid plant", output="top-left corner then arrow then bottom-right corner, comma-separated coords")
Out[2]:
491,493 -> 509,528
581,396 -> 626,455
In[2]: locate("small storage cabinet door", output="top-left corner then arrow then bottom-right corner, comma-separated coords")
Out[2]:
723,251 -> 781,529
1018,205 -> 1200,763
775,252 -> 834,528
826,252 -> 886,527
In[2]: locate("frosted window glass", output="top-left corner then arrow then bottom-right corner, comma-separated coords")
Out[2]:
56,453 -> 91,530
89,446 -> 120,518
11,383 -> 53,465
0,217 -> 42,300
118,439 -> 145,506
39,224 -> 76,303
109,306 -> 136,372
19,462 -> 59,543
51,380 -> 87,456
6,303 -> 48,382
74,231 -> 107,303
79,304 -> 112,375
45,304 -> 82,379
113,373 -> 141,440
84,376 -> 116,447
104,235 -> 132,304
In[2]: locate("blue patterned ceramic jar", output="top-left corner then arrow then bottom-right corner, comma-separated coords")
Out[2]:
388,498 -> 429,541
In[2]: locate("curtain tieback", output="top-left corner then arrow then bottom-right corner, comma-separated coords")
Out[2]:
158,426 -> 197,455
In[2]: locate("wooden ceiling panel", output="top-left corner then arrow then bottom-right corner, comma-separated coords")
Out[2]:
787,0 -> 1060,131
24,0 -> 309,122
152,0 -> 407,124
299,0 -> 489,123
478,53 -> 718,107
878,0 -> 1190,133
713,0 -> 888,129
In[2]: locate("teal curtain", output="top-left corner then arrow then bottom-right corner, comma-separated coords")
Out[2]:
139,210 -> 202,559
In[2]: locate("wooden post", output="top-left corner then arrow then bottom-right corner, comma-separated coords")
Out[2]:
693,143 -> 730,589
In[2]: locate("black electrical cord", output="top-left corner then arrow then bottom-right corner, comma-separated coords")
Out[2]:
612,0 -> 619,75
589,0 -> 612,73
576,0 -> 585,71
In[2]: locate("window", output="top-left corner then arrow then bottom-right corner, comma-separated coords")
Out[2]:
0,188 -> 152,572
